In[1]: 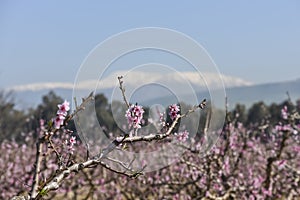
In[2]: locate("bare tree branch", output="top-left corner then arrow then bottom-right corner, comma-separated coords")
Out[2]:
30,138 -> 44,199
118,76 -> 129,108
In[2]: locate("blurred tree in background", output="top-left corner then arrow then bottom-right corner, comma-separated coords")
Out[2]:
0,91 -> 26,142
0,90 -> 299,143
247,101 -> 270,125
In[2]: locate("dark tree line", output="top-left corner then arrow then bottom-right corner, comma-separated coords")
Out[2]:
229,99 -> 300,126
0,90 -> 299,143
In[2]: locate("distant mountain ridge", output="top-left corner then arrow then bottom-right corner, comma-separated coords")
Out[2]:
7,71 -> 252,92
223,78 -> 300,108
8,78 -> 300,110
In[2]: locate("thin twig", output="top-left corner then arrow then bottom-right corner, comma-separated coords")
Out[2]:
47,136 -> 63,168
74,96 -> 90,160
104,156 -> 135,172
68,92 -> 94,121
99,161 -> 146,178
118,76 -> 130,108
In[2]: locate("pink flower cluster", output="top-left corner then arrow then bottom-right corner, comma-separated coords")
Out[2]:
275,123 -> 298,134
281,105 -> 288,120
66,136 -> 76,154
175,130 -> 189,142
159,112 -> 166,126
54,100 -> 70,129
276,159 -> 287,170
169,104 -> 180,121
125,104 -> 145,129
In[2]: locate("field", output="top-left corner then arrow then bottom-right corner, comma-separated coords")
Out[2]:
1,90 -> 300,200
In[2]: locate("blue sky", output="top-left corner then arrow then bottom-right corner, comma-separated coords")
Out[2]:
0,0 -> 299,89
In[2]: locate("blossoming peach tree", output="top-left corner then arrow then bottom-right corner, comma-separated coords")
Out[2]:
4,77 -> 300,199
8,76 -> 206,200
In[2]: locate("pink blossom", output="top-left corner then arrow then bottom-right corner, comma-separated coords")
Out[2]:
169,104 -> 180,121
53,100 -> 70,129
275,123 -> 294,132
68,146 -> 75,154
172,194 -> 180,200
247,141 -> 254,148
65,136 -> 76,154
39,119 -> 45,136
275,124 -> 283,131
175,130 -> 189,142
125,104 -> 145,129
276,159 -> 286,170
281,105 -> 288,120
293,145 -> 300,152
223,156 -> 230,174
159,112 -> 166,126
293,129 -> 298,135
57,100 -> 70,116
39,119 -> 45,127
69,136 -> 76,146
237,122 -> 243,129
54,115 -> 65,129
262,187 -> 272,197
253,176 -> 264,188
